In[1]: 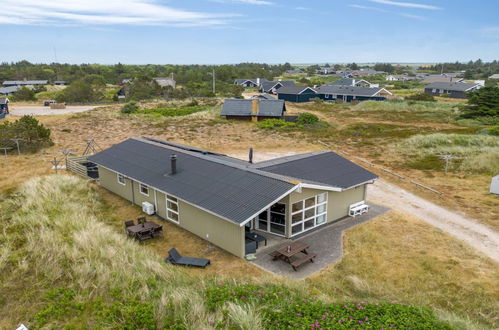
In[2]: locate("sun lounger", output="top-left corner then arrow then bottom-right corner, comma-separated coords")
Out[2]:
166,248 -> 210,268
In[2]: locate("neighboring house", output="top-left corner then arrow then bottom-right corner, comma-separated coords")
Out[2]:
234,78 -> 268,88
3,80 -> 48,87
349,69 -> 385,77
317,85 -> 392,102
251,93 -> 276,100
88,137 -> 378,258
328,78 -> 374,88
277,86 -> 318,103
154,77 -> 176,88
285,69 -> 303,75
489,74 -> 499,80
0,86 -> 20,96
259,80 -> 295,94
424,82 -> 482,98
317,67 -> 334,75
386,74 -> 420,81
221,98 -> 286,121
0,97 -> 9,114
422,75 -> 464,84
54,81 -> 68,85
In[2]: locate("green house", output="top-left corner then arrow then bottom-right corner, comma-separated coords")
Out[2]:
88,138 -> 378,258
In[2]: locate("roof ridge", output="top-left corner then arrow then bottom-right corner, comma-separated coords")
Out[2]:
251,151 -> 330,168
134,137 -> 300,185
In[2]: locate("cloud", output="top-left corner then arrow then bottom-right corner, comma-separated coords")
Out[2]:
295,6 -> 309,10
212,0 -> 273,5
349,4 -> 426,20
367,0 -> 441,10
0,0 -> 236,26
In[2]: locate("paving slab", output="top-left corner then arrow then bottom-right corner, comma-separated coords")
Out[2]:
251,203 -> 390,279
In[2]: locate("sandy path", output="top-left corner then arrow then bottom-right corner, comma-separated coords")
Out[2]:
369,180 -> 499,262
10,105 -> 99,116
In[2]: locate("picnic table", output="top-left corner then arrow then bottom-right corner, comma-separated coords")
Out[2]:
270,241 -> 316,271
127,221 -> 162,241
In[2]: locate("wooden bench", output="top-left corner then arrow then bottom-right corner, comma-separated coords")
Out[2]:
348,201 -> 369,218
269,251 -> 281,260
291,253 -> 316,271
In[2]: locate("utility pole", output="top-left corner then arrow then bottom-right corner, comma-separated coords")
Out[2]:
208,69 -> 216,95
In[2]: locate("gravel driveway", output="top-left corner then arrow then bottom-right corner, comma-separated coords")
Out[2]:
9,105 -> 99,116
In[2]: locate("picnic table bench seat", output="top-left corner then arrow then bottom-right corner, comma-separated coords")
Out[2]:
348,201 -> 369,217
166,248 -> 210,268
290,253 -> 316,271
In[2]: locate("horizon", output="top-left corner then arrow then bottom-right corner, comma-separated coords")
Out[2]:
2,0 -> 498,64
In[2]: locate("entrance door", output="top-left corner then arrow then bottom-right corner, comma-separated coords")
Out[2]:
255,202 -> 286,236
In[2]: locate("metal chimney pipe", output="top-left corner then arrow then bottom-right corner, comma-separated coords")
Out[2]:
170,154 -> 177,174
249,147 -> 253,164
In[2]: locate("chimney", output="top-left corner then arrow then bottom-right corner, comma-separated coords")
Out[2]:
170,154 -> 177,175
249,147 -> 253,164
251,99 -> 259,122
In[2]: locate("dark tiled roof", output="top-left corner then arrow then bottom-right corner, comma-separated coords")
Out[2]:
221,99 -> 286,117
3,80 -> 48,85
88,138 -> 295,225
251,93 -> 275,100
424,82 -> 480,91
253,151 -> 378,189
330,78 -> 355,86
277,86 -> 317,95
317,85 -> 385,97
221,99 -> 252,116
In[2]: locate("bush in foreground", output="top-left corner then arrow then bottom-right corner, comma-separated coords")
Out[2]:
206,283 -> 453,329
0,115 -> 53,153
405,92 -> 436,102
121,101 -> 139,114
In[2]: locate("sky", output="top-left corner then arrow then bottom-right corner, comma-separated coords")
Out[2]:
2,0 -> 499,64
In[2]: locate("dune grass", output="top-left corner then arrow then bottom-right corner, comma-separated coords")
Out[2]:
398,133 -> 499,174
0,175 -> 470,329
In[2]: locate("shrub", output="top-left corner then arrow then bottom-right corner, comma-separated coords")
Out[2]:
405,92 -> 436,102
12,86 -> 36,101
121,101 -> 139,114
480,125 -> 499,136
296,112 -> 319,125
206,283 -> 453,329
56,80 -> 104,103
256,119 -> 296,129
0,115 -> 53,153
461,86 -> 499,118
139,105 -> 209,117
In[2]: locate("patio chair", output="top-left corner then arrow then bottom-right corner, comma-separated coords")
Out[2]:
165,248 -> 210,268
152,225 -> 163,238
245,232 -> 267,248
136,229 -> 153,242
124,220 -> 135,234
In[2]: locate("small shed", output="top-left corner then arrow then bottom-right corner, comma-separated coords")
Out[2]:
221,98 -> 286,121
491,175 -> 499,195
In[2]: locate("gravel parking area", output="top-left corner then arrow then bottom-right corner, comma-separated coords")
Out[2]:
9,105 -> 99,116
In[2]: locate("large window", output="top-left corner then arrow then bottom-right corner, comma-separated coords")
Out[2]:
291,193 -> 327,236
139,183 -> 149,196
166,195 -> 179,223
117,174 -> 126,185
256,202 -> 286,236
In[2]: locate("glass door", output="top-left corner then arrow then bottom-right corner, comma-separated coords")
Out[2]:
255,203 -> 286,237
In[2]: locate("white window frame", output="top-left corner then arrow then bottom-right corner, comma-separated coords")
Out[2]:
166,195 -> 179,223
117,173 -> 126,185
290,193 -> 328,237
139,183 -> 149,196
